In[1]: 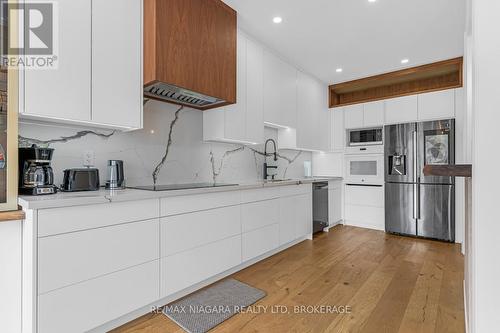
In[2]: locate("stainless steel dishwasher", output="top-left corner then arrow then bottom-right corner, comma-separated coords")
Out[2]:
313,182 -> 329,234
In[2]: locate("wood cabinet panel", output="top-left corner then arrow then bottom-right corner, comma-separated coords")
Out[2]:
145,0 -> 237,105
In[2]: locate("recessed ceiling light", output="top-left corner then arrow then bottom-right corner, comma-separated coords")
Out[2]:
273,17 -> 283,24
368,0 -> 377,3
401,58 -> 409,64
336,68 -> 343,73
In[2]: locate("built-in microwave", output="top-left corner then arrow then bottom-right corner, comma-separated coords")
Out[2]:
348,128 -> 383,147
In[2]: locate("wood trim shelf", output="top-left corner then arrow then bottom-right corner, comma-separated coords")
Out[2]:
329,57 -> 463,108
0,209 -> 25,223
423,164 -> 472,178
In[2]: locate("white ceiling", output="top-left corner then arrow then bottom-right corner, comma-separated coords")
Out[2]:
223,0 -> 466,84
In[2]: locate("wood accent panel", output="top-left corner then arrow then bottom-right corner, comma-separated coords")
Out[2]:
423,164 -> 472,178
144,0 -> 237,109
113,226 -> 464,333
329,57 -> 463,108
0,209 -> 24,222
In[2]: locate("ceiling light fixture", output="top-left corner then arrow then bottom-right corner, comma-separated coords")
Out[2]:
336,68 -> 343,73
368,0 -> 377,3
401,58 -> 409,64
273,16 -> 283,24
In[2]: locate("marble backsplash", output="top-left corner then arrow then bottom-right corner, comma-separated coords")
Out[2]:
19,100 -> 312,187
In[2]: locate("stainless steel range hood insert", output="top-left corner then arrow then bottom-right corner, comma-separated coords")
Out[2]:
144,82 -> 226,108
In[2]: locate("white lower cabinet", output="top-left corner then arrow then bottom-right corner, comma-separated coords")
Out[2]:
160,235 -> 242,297
29,184 -> 314,332
344,184 -> 385,231
38,218 -> 159,294
242,224 -> 279,262
38,260 -> 159,333
329,180 -> 343,226
160,206 -> 241,257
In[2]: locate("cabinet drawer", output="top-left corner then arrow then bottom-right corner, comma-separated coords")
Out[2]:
160,191 -> 240,217
241,187 -> 282,203
345,185 -> 384,207
242,224 -> 279,262
279,184 -> 311,197
241,199 -> 279,233
160,235 -> 241,297
38,199 -> 159,237
38,219 -> 159,295
38,260 -> 159,333
345,205 -> 384,231
160,206 -> 241,257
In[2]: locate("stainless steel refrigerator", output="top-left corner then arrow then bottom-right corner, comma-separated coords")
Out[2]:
385,119 -> 455,242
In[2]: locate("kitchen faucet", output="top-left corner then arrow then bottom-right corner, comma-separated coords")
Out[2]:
263,139 -> 278,180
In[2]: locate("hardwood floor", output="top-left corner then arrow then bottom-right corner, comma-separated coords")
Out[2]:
112,226 -> 465,333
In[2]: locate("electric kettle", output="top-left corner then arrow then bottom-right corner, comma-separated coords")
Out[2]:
105,160 -> 125,189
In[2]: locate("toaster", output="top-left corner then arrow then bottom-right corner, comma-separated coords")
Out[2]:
61,168 -> 100,192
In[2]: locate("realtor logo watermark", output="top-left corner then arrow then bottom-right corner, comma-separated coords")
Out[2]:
1,0 -> 58,69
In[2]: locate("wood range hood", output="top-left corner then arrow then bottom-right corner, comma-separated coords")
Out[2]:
143,0 -> 237,110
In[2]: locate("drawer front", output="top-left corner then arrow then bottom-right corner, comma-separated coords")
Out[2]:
295,194 -> 313,238
345,185 -> 384,207
242,224 -> 279,262
279,184 -> 311,197
160,191 -> 241,217
241,186 -> 282,203
161,206 -> 241,257
241,199 -> 279,233
279,196 -> 297,245
38,260 -> 159,333
38,199 -> 159,237
345,204 -> 385,231
160,235 -> 241,297
39,219 -> 159,295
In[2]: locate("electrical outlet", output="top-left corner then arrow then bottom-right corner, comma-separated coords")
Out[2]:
83,150 -> 95,167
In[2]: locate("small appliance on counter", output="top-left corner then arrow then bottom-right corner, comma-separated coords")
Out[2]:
61,168 -> 100,192
105,160 -> 125,190
19,145 -> 58,195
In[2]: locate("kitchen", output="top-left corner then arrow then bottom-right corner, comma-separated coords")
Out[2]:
0,0 -> 497,332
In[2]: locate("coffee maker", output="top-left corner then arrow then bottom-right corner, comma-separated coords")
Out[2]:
19,145 -> 58,195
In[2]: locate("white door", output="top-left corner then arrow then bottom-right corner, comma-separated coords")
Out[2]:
418,89 -> 455,121
245,37 -> 264,144
344,104 -> 364,129
92,0 -> 143,129
385,95 -> 418,124
24,0 -> 91,121
363,101 -> 385,127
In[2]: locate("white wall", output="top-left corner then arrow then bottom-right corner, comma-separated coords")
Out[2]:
0,221 -> 22,333
470,0 -> 500,331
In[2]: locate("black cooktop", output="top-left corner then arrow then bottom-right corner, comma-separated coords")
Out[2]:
128,183 -> 238,191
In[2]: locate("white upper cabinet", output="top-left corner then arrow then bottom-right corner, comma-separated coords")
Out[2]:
344,100 -> 384,129
263,51 -> 297,128
385,95 -> 418,125
363,101 -> 385,127
296,71 -> 329,151
245,37 -> 265,144
203,31 -> 264,144
344,104 -> 364,129
24,0 -> 92,122
91,0 -> 143,129
22,0 -> 143,130
331,107 -> 345,151
418,89 -> 455,121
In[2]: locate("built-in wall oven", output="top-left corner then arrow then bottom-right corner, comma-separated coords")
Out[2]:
345,154 -> 384,185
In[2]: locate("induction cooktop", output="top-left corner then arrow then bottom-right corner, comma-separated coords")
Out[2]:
128,183 -> 238,191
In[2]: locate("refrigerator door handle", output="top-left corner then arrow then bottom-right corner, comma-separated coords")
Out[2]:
413,183 -> 418,219
412,130 -> 419,220
412,130 -> 418,182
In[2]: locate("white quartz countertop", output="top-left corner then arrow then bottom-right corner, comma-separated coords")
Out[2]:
18,177 -> 343,210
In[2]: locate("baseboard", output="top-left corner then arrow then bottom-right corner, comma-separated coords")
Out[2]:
344,220 -> 385,231
89,236 -> 310,333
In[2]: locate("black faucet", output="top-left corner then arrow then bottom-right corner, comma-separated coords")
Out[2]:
263,139 -> 278,180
